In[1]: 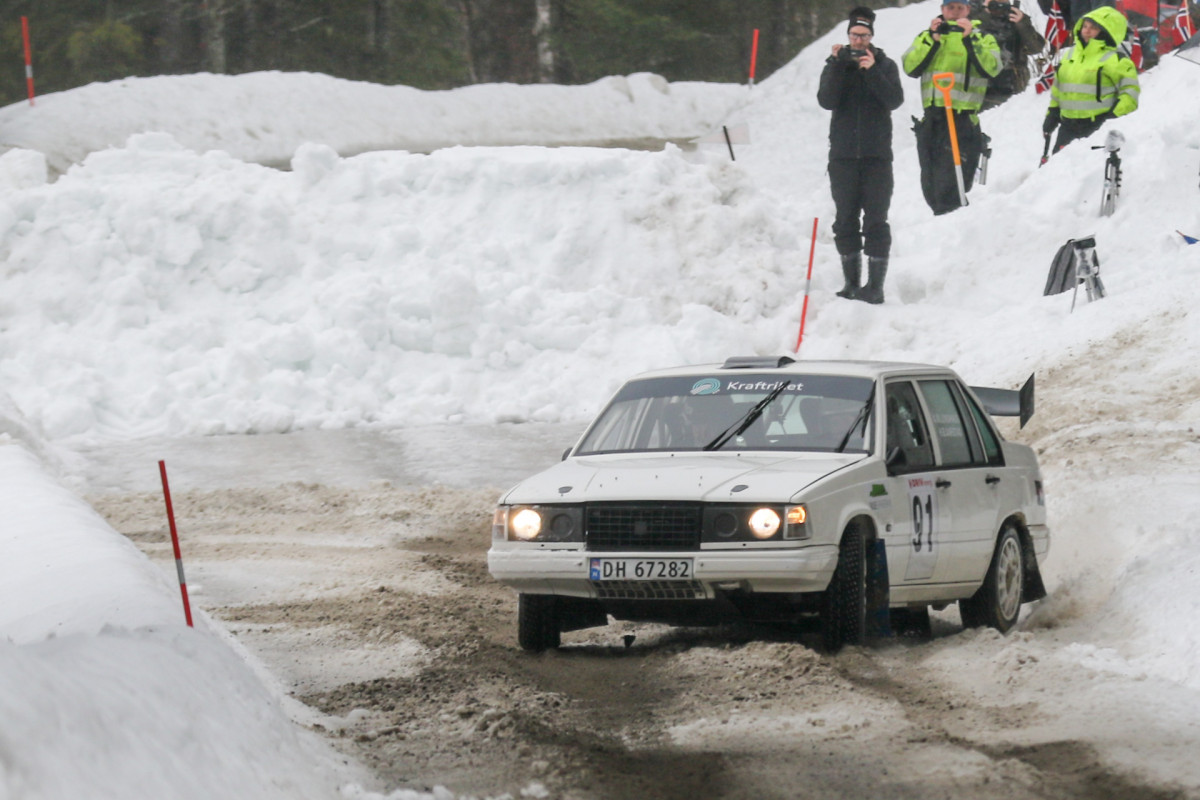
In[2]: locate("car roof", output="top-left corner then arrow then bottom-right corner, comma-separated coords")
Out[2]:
628,357 -> 959,382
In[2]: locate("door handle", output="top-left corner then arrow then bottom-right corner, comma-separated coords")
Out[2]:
985,474 -> 1001,485
936,478 -> 952,488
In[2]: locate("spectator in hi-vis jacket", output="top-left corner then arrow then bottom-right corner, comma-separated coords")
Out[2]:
1042,6 -> 1139,154
903,0 -> 1001,215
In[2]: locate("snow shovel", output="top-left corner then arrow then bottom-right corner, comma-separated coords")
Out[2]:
932,72 -> 968,208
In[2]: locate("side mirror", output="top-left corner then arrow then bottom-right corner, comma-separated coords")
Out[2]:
885,446 -> 906,472
561,447 -> 573,461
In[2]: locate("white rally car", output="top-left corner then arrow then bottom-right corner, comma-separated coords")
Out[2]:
488,357 -> 1049,652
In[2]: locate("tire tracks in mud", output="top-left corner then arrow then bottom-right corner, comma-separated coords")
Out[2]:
828,648 -> 1190,800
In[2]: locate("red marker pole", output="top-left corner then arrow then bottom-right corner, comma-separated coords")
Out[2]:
21,17 -> 35,106
793,217 -> 819,353
158,460 -> 194,627
748,28 -> 760,87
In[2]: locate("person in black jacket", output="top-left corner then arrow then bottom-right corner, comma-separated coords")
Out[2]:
818,6 -> 905,304
970,0 -> 1046,110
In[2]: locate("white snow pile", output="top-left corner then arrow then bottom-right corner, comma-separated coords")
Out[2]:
0,445 -> 372,799
2,0 -> 1200,796
0,70 -> 748,172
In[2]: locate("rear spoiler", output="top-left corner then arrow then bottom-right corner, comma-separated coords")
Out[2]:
970,374 -> 1035,429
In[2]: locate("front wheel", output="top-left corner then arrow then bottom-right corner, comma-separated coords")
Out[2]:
959,525 -> 1025,633
518,594 -> 561,652
820,526 -> 868,653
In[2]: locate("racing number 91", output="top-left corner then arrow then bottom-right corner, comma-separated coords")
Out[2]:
909,483 -> 937,553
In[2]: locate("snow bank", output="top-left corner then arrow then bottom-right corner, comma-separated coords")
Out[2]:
0,135 -> 796,441
0,71 -> 748,173
0,442 -> 370,799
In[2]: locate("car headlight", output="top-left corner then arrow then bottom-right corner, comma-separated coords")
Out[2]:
511,508 -> 542,540
494,505 -> 584,543
748,508 -> 781,539
702,505 -> 792,544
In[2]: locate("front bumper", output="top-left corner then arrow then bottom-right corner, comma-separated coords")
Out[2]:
487,545 -> 840,599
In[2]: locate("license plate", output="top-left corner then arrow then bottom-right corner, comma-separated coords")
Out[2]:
589,558 -> 693,581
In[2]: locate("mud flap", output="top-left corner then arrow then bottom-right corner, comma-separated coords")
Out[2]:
867,539 -> 893,639
1022,545 -> 1048,603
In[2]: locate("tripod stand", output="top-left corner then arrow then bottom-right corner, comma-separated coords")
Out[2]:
1093,129 -> 1124,217
1069,236 -> 1105,311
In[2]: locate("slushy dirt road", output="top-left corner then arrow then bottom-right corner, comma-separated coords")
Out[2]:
85,420 -> 1194,800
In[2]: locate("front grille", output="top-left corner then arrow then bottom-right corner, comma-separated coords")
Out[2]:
585,503 -> 701,551
593,580 -> 706,600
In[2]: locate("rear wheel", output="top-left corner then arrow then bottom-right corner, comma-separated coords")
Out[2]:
518,594 -> 561,652
959,524 -> 1024,633
820,526 -> 868,653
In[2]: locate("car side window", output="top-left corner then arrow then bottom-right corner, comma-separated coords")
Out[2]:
962,388 -> 1005,466
918,380 -> 983,467
885,381 -> 934,471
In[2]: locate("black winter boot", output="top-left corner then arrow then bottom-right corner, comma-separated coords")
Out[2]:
858,256 -> 888,304
836,252 -> 862,300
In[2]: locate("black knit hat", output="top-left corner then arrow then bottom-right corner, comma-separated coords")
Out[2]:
847,6 -> 876,34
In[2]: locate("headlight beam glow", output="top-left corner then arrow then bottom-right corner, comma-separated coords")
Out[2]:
510,508 -> 543,540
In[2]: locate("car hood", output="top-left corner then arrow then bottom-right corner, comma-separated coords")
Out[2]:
500,451 -> 867,505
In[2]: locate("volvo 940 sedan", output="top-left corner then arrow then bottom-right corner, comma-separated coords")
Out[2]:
488,356 -> 1049,652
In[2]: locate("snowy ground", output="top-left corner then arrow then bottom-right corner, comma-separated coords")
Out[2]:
2,0 -> 1200,796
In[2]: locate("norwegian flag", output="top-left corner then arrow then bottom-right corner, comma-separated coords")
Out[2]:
1177,0 -> 1195,40
1035,0 -> 1069,93
1044,0 -> 1070,50
1035,57 -> 1057,93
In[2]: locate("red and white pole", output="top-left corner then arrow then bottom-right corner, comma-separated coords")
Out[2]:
748,28 -> 760,87
21,17 -> 34,106
158,460 -> 194,627
793,217 -> 819,353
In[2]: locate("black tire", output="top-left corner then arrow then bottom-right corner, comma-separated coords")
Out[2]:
518,594 -> 561,652
820,526 -> 868,653
959,524 -> 1025,633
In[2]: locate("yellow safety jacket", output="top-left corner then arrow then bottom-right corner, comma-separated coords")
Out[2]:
1050,7 -> 1140,120
903,21 -> 1001,113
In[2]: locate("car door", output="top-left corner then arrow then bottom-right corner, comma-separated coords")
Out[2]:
881,380 -> 947,583
915,378 -> 1003,584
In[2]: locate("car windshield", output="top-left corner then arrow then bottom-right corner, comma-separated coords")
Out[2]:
576,373 -> 875,455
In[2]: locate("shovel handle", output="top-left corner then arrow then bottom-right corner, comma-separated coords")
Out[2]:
930,71 -> 966,205
932,71 -> 956,95
932,72 -> 962,167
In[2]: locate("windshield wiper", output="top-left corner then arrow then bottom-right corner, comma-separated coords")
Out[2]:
834,386 -> 875,453
703,381 -> 791,451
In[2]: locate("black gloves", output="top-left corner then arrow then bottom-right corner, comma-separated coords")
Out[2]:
1042,107 -> 1061,134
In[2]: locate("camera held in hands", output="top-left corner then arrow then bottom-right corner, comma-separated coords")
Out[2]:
987,0 -> 1015,16
840,46 -> 868,63
935,20 -> 956,34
